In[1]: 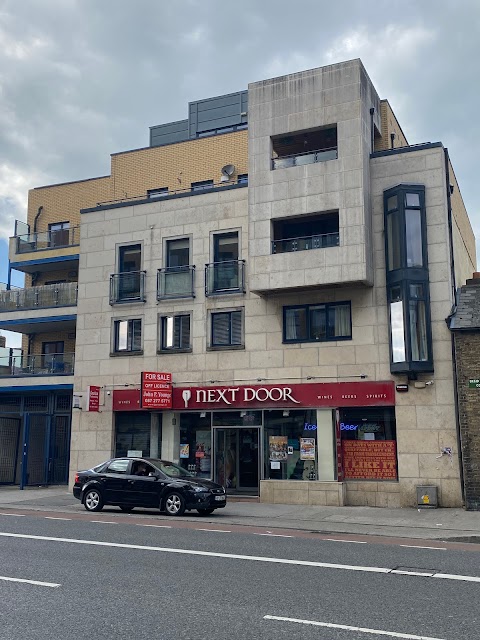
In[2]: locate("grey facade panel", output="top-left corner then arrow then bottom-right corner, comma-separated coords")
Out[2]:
150,120 -> 189,147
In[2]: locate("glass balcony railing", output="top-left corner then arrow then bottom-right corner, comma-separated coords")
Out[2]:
157,266 -> 195,299
15,226 -> 80,254
0,282 -> 78,312
0,351 -> 75,377
109,271 -> 146,304
205,260 -> 246,296
272,232 -> 340,254
272,147 -> 337,170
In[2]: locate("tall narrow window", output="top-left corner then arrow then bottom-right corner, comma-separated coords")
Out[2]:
160,314 -> 191,351
113,319 -> 142,353
211,310 -> 243,348
389,287 -> 406,363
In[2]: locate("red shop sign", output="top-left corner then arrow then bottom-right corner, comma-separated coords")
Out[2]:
87,386 -> 100,412
140,372 -> 172,410
113,381 -> 395,411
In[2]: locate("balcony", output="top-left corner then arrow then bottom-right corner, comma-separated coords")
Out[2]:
110,271 -> 146,304
0,282 -> 78,312
205,260 -> 246,296
272,147 -> 337,169
272,232 -> 339,254
157,266 -> 195,300
0,351 -> 75,377
15,226 -> 79,254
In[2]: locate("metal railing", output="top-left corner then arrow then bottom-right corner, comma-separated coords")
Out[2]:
272,232 -> 340,254
205,260 -> 246,296
157,266 -> 195,299
15,226 -> 80,254
272,147 -> 337,169
109,271 -> 146,304
0,352 -> 75,377
0,282 -> 78,312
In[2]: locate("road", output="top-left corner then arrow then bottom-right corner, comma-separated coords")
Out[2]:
0,508 -> 478,640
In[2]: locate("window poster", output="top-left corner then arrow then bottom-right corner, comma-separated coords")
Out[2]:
269,435 -> 288,461
300,437 -> 316,460
179,444 -> 189,459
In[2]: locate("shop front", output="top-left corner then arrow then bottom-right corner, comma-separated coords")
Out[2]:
113,380 -> 396,502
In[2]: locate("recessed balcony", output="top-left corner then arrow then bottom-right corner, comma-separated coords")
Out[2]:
271,126 -> 338,170
0,350 -> 75,377
14,226 -> 80,255
0,282 -> 78,312
205,260 -> 246,296
272,232 -> 339,254
109,271 -> 146,304
157,266 -> 195,300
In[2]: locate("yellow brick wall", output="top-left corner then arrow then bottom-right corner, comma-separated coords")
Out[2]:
449,158 -> 477,271
30,331 -> 76,356
111,130 -> 248,202
374,100 -> 409,151
33,269 -> 78,287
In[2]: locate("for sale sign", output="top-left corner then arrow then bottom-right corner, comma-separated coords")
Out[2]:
141,372 -> 172,409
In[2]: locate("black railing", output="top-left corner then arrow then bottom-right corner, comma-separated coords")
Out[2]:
205,260 -> 246,296
157,266 -> 195,300
272,147 -> 337,169
272,232 -> 339,254
109,271 -> 146,304
16,226 -> 80,254
0,282 -> 78,312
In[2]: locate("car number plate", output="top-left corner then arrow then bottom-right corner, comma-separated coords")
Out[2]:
215,495 -> 226,501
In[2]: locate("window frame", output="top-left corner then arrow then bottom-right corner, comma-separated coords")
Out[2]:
158,312 -> 192,353
283,302 -> 352,344
111,317 -> 143,356
208,308 -> 244,350
191,180 -> 214,192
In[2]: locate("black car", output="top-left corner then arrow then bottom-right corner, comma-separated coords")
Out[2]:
73,457 -> 227,516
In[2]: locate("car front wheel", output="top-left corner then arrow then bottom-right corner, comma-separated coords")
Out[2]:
163,492 -> 185,516
83,488 -> 104,512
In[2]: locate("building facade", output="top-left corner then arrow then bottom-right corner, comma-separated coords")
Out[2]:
1,59 -> 476,507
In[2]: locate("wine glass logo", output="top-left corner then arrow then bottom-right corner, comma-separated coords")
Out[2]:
182,389 -> 192,408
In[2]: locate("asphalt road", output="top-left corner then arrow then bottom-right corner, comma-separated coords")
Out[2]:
0,511 -> 478,640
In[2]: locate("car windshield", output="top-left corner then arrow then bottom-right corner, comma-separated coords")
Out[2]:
154,461 -> 195,478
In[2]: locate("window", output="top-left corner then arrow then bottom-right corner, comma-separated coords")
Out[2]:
237,174 -> 248,185
166,238 -> 189,268
42,341 -> 64,372
147,187 -> 169,198
284,303 -> 351,343
389,287 -> 406,363
105,459 -> 129,474
211,310 -> 243,348
159,314 -> 191,351
111,244 -> 145,303
113,319 -> 142,354
272,212 -> 339,253
409,284 -> 428,362
191,180 -> 214,192
272,126 -> 338,169
49,221 -> 70,248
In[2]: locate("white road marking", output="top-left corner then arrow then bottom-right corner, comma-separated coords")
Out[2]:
264,615 -> 445,639
0,532 -> 479,583
90,521 -> 118,525
196,528 -> 232,533
45,517 -> 72,521
254,533 -> 294,538
391,570 -> 435,577
400,545 -> 446,551
136,524 -> 172,529
325,538 -> 367,544
0,513 -> 25,517
0,575 -> 60,588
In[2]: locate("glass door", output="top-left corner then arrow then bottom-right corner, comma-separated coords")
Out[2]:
214,428 -> 259,494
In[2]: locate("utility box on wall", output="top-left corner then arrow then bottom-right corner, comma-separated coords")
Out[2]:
416,485 -> 438,508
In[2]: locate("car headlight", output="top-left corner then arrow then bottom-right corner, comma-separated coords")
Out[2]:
191,485 -> 208,493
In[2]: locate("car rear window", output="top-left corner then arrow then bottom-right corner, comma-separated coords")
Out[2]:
105,460 -> 129,474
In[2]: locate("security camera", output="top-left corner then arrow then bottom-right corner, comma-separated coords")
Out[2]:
106,390 -> 111,396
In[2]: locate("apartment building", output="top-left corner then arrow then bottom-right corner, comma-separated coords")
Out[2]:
0,59 -> 476,508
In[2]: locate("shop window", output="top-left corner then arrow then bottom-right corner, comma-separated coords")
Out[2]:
384,184 -> 433,375
264,410 -> 319,481
339,407 -> 397,481
210,309 -> 243,348
115,412 -> 155,457
283,302 -> 351,343
179,413 -> 212,478
112,318 -> 142,354
159,314 -> 191,352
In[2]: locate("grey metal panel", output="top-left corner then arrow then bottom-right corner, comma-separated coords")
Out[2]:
150,120 -> 188,147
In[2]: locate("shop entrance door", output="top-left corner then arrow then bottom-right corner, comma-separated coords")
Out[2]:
214,428 -> 259,494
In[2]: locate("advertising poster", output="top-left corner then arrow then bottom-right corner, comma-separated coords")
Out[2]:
342,440 -> 397,480
179,444 -> 189,459
269,435 -> 288,461
300,437 -> 316,460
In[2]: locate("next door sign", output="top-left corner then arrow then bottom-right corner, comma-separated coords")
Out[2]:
141,372 -> 172,409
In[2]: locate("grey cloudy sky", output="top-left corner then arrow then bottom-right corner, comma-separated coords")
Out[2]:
0,0 -> 479,276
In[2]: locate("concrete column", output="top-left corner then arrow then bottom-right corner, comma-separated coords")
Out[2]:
161,412 -> 180,463
316,409 -> 335,480
150,413 -> 160,458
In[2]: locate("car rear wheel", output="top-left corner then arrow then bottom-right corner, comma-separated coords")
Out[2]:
163,492 -> 185,516
196,508 -> 215,515
119,506 -> 134,512
83,488 -> 104,512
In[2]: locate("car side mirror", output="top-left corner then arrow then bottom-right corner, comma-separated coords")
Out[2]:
148,472 -> 157,478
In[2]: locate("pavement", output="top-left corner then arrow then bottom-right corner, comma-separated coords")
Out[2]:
1,484 -> 480,541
